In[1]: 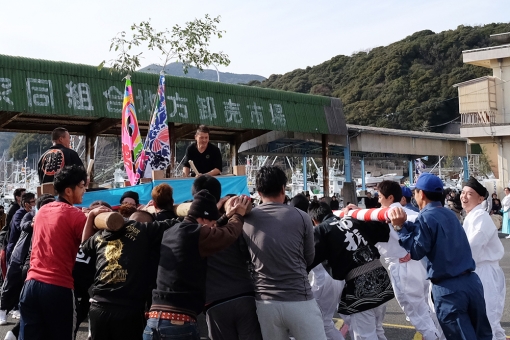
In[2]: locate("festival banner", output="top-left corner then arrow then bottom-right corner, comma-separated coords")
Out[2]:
121,76 -> 143,185
135,73 -> 170,183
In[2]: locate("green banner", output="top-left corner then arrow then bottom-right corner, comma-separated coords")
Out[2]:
0,54 -> 336,134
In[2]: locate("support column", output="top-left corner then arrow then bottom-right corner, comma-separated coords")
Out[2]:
463,156 -> 469,182
344,146 -> 351,183
361,155 -> 366,190
342,144 -> 357,207
303,155 -> 307,192
168,122 -> 175,177
230,139 -> 239,172
322,134 -> 329,197
408,158 -> 414,185
85,134 -> 97,184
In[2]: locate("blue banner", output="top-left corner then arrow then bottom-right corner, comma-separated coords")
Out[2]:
136,74 -> 170,183
79,176 -> 249,208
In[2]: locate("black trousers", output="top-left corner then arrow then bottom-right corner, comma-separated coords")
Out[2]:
20,280 -> 75,340
74,291 -> 91,338
205,296 -> 262,340
89,302 -> 145,340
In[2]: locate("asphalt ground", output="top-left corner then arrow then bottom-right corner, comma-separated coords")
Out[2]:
1,237 -> 509,340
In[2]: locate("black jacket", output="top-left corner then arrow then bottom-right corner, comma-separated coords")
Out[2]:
0,211 -> 34,311
82,219 -> 177,308
38,144 -> 84,184
309,214 -> 394,314
151,214 -> 244,318
0,203 -> 20,251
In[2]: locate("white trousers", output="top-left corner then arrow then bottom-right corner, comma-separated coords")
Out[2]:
388,260 -> 442,340
310,264 -> 345,340
341,303 -> 387,340
476,262 -> 507,340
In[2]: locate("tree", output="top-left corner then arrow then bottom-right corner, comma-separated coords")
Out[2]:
99,15 -> 230,75
443,148 -> 455,169
479,146 -> 493,177
9,133 -> 52,160
0,132 -> 16,156
247,23 -> 510,132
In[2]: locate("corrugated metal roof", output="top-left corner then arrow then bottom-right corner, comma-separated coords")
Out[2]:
0,54 -> 346,135
452,76 -> 491,88
347,124 -> 466,141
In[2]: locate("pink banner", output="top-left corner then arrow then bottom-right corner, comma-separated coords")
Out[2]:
121,76 -> 143,185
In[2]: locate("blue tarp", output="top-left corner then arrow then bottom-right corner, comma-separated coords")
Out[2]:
79,175 -> 249,208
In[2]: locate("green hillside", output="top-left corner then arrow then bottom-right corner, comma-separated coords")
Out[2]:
249,23 -> 510,132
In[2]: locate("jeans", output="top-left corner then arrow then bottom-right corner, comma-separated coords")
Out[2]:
143,317 -> 199,340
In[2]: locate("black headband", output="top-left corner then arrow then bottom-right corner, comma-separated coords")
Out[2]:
464,176 -> 488,199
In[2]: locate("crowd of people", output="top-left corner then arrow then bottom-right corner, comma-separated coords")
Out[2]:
0,159 -> 506,340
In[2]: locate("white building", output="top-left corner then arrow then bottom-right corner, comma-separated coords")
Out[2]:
455,32 -> 510,195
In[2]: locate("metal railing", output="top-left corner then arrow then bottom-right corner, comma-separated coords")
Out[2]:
460,111 -> 496,126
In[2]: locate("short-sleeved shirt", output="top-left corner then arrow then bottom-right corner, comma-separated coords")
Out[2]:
27,200 -> 87,289
38,144 -> 84,184
183,142 -> 222,176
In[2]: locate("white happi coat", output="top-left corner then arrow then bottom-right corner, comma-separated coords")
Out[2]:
463,204 -> 506,340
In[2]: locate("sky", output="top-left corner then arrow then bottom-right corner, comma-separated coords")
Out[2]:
1,0 -> 509,78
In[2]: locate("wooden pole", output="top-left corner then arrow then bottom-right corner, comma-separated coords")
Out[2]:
230,140 -> 239,170
85,134 -> 97,183
168,122 -> 175,177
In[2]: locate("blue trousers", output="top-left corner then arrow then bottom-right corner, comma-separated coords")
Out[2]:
143,317 -> 199,340
19,280 -> 76,340
432,272 -> 492,340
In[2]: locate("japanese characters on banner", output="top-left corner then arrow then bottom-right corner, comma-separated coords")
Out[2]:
0,73 -> 292,185
121,76 -> 143,186
135,74 -> 171,184
0,76 -> 288,130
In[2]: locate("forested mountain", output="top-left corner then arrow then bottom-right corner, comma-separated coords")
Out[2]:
249,23 -> 510,132
140,62 -> 266,85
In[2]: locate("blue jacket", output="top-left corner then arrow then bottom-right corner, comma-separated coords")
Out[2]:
6,208 -> 28,263
397,201 -> 475,281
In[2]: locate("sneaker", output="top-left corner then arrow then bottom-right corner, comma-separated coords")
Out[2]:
11,310 -> 20,319
4,330 -> 16,340
0,310 -> 7,325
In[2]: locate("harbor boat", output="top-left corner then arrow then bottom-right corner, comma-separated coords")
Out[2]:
356,172 -> 404,186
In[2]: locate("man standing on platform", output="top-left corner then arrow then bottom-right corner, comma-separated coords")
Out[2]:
38,127 -> 84,184
183,125 -> 222,177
